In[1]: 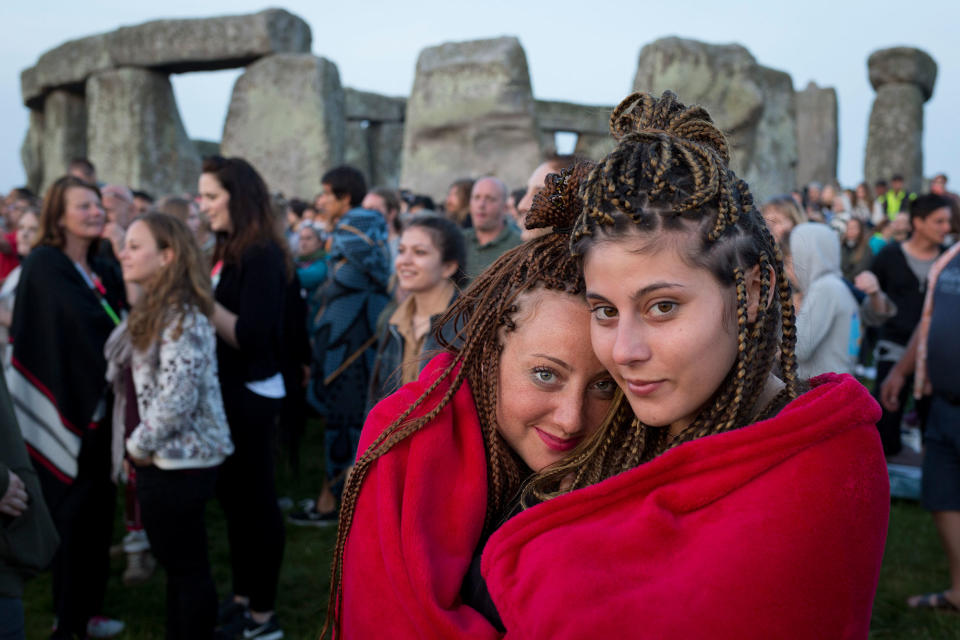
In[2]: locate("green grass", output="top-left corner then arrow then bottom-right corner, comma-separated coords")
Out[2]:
23,421 -> 960,639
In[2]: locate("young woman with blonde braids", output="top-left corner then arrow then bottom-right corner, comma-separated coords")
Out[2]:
327,163 -> 617,639
477,91 -> 890,639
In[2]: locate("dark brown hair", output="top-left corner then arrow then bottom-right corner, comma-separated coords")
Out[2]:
203,155 -> 289,271
324,163 -> 597,638
528,91 -> 799,497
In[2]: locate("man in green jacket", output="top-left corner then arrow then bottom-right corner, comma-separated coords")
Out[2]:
0,371 -> 59,639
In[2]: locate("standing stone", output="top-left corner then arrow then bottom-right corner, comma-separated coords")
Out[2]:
574,134 -> 617,161
633,37 -> 797,200
795,82 -> 838,187
39,90 -> 87,193
21,109 -> 44,193
864,47 -> 937,193
401,37 -> 543,200
344,121 -> 372,186
20,9 -> 312,108
370,122 -> 404,188
221,54 -> 345,199
86,68 -> 200,195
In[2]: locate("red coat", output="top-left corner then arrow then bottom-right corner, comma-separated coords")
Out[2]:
342,358 -> 889,640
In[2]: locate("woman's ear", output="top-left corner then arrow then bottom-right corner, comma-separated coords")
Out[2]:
160,247 -> 175,268
441,261 -> 458,280
745,264 -> 777,322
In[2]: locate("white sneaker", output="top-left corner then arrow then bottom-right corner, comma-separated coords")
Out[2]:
87,616 -> 125,639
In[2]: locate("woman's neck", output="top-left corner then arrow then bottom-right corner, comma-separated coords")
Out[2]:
410,280 -> 455,318
63,234 -> 91,267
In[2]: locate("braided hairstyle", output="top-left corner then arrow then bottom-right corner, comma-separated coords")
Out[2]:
323,162 -> 597,638
529,91 -> 799,499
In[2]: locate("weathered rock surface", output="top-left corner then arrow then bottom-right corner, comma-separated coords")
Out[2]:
868,47 -> 937,100
39,90 -> 87,194
86,68 -> 201,195
864,47 -> 937,192
192,139 -> 221,159
345,88 -> 406,123
633,37 -> 797,199
864,84 -> 926,192
574,133 -> 617,161
221,54 -> 345,199
401,36 -> 543,199
21,9 -> 311,107
795,82 -> 838,187
535,100 -> 612,137
20,109 -> 44,193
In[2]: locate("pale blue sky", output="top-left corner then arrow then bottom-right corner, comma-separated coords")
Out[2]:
3,0 -> 957,191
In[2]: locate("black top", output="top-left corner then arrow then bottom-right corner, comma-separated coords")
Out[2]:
214,242 -> 287,405
870,242 -> 941,346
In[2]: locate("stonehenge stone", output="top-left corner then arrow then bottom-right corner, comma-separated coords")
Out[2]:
38,90 -> 87,193
193,139 -> 221,159
21,9 -> 311,107
344,121 -> 372,186
221,54 -> 345,199
369,122 -> 405,187
868,47 -> 937,101
20,110 -> 44,193
401,36 -> 543,199
795,82 -> 838,187
345,88 -> 406,123
535,100 -> 612,137
86,68 -> 201,195
574,133 -> 617,161
633,37 -> 798,199
864,47 -> 937,193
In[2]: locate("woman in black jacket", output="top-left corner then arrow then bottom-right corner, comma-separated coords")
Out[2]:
199,156 -> 289,639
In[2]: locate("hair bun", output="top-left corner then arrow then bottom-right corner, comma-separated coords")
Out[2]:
608,91 -> 730,166
525,162 -> 596,232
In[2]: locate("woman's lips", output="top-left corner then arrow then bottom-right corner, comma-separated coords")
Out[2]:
535,428 -> 581,453
625,379 -> 664,396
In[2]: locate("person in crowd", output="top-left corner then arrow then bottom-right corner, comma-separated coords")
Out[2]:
870,218 -> 893,254
362,187 -> 403,262
67,157 -> 97,185
300,166 -> 390,526
788,223 -> 862,379
505,187 -> 525,225
283,199 -> 309,254
930,173 -> 960,237
0,365 -> 59,640
406,194 -> 436,216
327,162 -> 617,637
880,174 -> 917,221
841,216 -> 874,282
198,156 -> 288,639
444,178 -> 474,228
761,194 -> 805,246
0,210 -> 39,359
295,224 -> 327,303
131,190 -> 153,216
880,240 -> 960,612
515,154 -> 580,239
117,212 -> 234,639
366,216 -> 466,409
478,91 -> 887,637
8,176 -> 127,639
863,193 -> 952,455
890,210 -> 911,243
851,182 -> 874,222
463,177 -> 522,280
804,181 -> 823,221
100,185 -> 136,259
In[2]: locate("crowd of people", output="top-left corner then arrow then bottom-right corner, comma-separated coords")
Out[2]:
0,87 -> 957,639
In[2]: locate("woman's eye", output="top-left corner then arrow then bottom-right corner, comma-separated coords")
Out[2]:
592,378 -> 617,397
533,368 -> 556,383
591,306 -> 617,321
651,301 -> 677,316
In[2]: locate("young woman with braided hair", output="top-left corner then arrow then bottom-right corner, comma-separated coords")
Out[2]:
326,162 -> 617,639
476,91 -> 890,639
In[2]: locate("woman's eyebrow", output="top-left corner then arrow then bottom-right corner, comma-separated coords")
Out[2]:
586,282 -> 684,302
532,354 -> 571,371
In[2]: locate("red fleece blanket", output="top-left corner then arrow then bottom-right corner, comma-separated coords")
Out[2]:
343,361 -> 888,640
341,352 -> 500,639
483,373 -> 889,640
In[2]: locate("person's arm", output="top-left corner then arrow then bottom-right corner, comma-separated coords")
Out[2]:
0,468 -> 27,518
211,302 -> 239,349
879,325 -> 920,412
127,315 -> 210,462
854,271 -> 896,326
